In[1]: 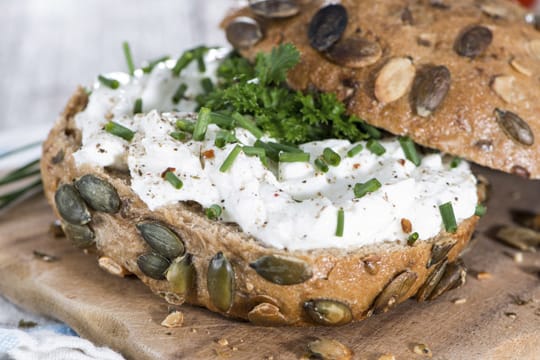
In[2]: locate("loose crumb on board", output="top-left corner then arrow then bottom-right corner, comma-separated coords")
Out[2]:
161,311 -> 184,328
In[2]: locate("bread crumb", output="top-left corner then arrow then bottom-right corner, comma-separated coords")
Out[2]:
232,346 -> 238,351
413,343 -> 432,358
160,311 -> 184,328
98,257 -> 130,277
190,328 -> 197,333
476,271 -> 492,280
513,252 -> 523,263
505,312 -> 517,320
452,298 -> 467,305
378,354 -> 396,360
217,338 -> 229,346
401,218 -> 412,233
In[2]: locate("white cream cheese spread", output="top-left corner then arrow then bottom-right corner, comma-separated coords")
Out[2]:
73,49 -> 478,251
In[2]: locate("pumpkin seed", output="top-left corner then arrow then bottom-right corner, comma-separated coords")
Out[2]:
74,174 -> 121,213
137,252 -> 170,280
427,239 -> 455,268
61,222 -> 95,249
417,260 -> 448,302
427,259 -> 466,301
491,76 -> 524,104
137,222 -> 184,260
307,338 -> 353,360
249,254 -> 312,285
412,65 -> 451,117
494,109 -> 534,146
247,302 -> 289,326
225,17 -> 262,49
308,4 -> 348,51
55,184 -> 91,225
375,57 -> 416,103
207,252 -> 235,312
455,25 -> 492,58
496,225 -> 540,252
303,299 -> 352,326
325,37 -> 382,68
166,254 -> 194,295
249,0 -> 299,19
371,270 -> 417,314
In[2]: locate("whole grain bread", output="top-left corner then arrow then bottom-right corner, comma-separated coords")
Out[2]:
224,0 -> 540,179
41,88 -> 479,326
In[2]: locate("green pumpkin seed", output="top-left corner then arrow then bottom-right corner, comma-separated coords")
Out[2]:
137,222 -> 185,260
307,338 -> 353,360
74,174 -> 121,213
428,259 -> 466,301
427,239 -> 455,268
416,260 -> 448,302
303,299 -> 352,326
371,270 -> 418,314
495,225 -> 540,252
55,184 -> 91,225
207,252 -> 235,312
249,254 -> 312,285
137,252 -> 170,280
166,254 -> 195,295
61,222 -> 95,249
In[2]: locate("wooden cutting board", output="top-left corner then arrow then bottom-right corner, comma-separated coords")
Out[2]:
0,166 -> 539,360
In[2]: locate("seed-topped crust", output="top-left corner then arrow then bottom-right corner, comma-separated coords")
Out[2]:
224,0 -> 540,178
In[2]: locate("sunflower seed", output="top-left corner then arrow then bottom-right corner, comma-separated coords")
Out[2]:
417,260 -> 448,302
427,238 -> 455,268
225,17 -> 263,49
166,254 -> 194,295
308,4 -> 348,51
137,252 -> 170,280
491,75 -> 524,104
371,270 -> 417,314
74,175 -> 121,213
249,254 -> 312,285
480,4 -> 508,19
412,65 -> 451,117
61,222 -> 95,248
98,256 -> 130,277
307,338 -> 353,360
510,58 -> 533,77
247,303 -> 289,326
137,222 -> 185,260
494,108 -> 534,146
208,252 -> 235,312
527,39 -> 540,60
325,37 -> 382,68
375,57 -> 416,103
496,225 -> 540,251
428,259 -> 466,301
303,299 -> 352,326
249,0 -> 299,19
55,184 -> 91,225
454,25 -> 492,58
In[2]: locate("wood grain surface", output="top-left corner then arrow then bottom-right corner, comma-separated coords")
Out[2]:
0,166 -> 539,360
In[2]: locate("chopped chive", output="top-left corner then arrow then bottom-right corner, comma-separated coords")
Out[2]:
0,141 -> 41,160
335,208 -> 345,237
133,98 -> 143,114
354,178 -> 382,198
366,139 -> 386,156
475,204 -> 486,217
220,145 -> 242,172
98,75 -> 120,90
194,47 -> 207,73
0,178 -> 42,211
314,158 -> 329,173
193,107 -> 211,141
122,41 -> 135,75
176,119 -> 194,133
279,151 -> 310,163
205,204 -> 222,220
398,136 -> 421,166
0,159 -> 41,186
266,142 -> 302,153
407,232 -> 419,246
170,131 -> 187,141
142,55 -> 170,73
104,121 -> 134,141
164,171 -> 183,189
214,130 -> 238,148
243,146 -> 268,167
359,122 -> 382,139
347,144 -> 363,157
231,113 -> 264,139
209,112 -> 235,129
201,78 -> 214,93
450,157 -> 462,169
439,202 -> 457,233
172,83 -> 188,104
172,50 -> 194,76
254,140 -> 279,162
322,148 -> 341,166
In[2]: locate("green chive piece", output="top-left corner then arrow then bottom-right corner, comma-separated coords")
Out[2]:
122,41 -> 135,75
172,50 -> 194,76
220,145 -> 242,172
98,75 -> 120,90
407,232 -> 419,246
354,178 -> 382,198
170,131 -> 187,141
314,158 -> 329,173
104,121 -> 134,141
0,159 -> 40,186
193,108 -> 211,141
366,139 -> 386,156
336,208 -> 345,237
439,202 -> 457,233
142,55 -> 170,73
475,204 -> 486,217
164,171 -> 183,189
322,148 -> 341,166
347,144 -> 363,157
0,141 -> 41,160
359,122 -> 382,139
172,83 -> 188,104
176,119 -> 194,133
209,112 -> 235,129
243,146 -> 268,167
450,157 -> 462,169
194,47 -> 207,73
215,130 -> 238,148
279,151 -> 310,163
201,78 -> 214,93
254,140 -> 279,162
205,204 -> 222,220
133,98 -> 143,114
0,178 -> 42,211
267,142 -> 302,153
398,136 -> 421,166
232,113 -> 264,139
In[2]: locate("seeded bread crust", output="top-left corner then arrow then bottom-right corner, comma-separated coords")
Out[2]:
41,88 -> 479,326
225,0 -> 540,179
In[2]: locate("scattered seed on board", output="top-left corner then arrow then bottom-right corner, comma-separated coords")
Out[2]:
413,343 -> 433,358
161,311 -> 184,328
307,338 -> 353,360
452,298 -> 467,305
33,250 -> 59,263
